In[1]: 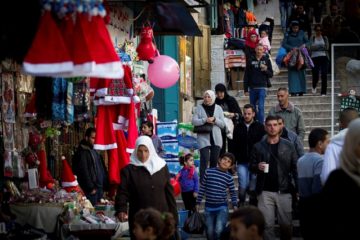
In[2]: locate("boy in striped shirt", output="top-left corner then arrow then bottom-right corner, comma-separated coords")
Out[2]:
196,152 -> 238,240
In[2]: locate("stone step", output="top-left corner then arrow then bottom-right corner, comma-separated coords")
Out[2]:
267,86 -> 340,96
304,118 -> 333,126
236,95 -> 341,105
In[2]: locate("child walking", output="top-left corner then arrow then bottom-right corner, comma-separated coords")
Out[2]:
178,153 -> 199,213
133,208 -> 176,240
196,152 -> 238,240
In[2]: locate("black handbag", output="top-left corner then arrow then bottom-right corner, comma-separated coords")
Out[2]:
193,123 -> 213,133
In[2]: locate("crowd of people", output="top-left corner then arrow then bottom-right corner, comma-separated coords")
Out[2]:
63,2 -> 360,240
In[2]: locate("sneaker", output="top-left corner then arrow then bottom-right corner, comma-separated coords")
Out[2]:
321,94 -> 326,96
312,88 -> 317,94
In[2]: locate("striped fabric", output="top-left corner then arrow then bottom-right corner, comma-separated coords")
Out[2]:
197,168 -> 238,208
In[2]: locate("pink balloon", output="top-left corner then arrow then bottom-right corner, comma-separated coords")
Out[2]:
148,55 -> 180,89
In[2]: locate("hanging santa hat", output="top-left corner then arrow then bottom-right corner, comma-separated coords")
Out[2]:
66,11 -> 96,76
61,156 -> 80,192
83,8 -> 124,79
23,5 -> 73,76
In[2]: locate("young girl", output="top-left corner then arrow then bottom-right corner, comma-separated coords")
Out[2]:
133,208 -> 176,240
259,30 -> 271,54
178,153 -> 199,213
141,121 -> 165,157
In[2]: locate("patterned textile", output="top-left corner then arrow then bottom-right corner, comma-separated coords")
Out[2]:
52,78 -> 67,121
340,96 -> 360,112
108,78 -> 127,96
73,79 -> 90,121
66,81 -> 74,124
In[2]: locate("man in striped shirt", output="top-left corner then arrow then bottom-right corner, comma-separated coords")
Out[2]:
196,152 -> 238,240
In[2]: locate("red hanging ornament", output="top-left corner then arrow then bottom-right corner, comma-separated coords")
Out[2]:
136,25 -> 157,62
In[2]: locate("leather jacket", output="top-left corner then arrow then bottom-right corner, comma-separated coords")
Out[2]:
250,138 -> 298,194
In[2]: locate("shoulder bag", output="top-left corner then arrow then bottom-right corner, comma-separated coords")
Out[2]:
193,106 -> 213,134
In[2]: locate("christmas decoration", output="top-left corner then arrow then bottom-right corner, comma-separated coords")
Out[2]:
148,54 -> 180,89
136,25 -> 157,62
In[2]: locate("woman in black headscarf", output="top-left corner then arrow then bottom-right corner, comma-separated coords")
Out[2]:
215,83 -> 242,155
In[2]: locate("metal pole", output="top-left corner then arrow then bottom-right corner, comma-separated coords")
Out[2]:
330,43 -> 360,137
331,43 -> 334,137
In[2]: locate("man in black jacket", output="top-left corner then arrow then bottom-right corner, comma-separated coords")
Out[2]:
232,104 -> 266,206
249,115 -> 298,240
72,128 -> 108,205
244,43 -> 273,124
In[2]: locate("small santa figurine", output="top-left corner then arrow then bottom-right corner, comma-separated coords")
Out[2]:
61,156 -> 81,193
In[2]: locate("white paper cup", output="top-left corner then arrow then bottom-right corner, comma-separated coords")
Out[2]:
264,163 -> 269,173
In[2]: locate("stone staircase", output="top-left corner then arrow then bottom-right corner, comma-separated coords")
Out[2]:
234,25 -> 341,148
177,25 -> 340,240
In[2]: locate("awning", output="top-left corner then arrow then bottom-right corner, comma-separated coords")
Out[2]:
116,0 -> 203,36
152,1 -> 203,36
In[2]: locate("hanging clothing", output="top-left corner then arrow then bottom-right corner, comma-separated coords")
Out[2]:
52,78 -> 67,121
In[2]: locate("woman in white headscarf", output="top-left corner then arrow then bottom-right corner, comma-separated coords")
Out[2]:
115,136 -> 178,238
192,90 -> 225,182
304,118 -> 360,239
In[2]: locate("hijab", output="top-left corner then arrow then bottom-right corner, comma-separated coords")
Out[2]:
245,29 -> 259,49
340,118 -> 360,187
202,90 -> 216,117
130,136 -> 166,175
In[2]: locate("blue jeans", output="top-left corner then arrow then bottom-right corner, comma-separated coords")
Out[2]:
280,1 -> 293,30
204,207 -> 229,240
237,164 -> 257,203
249,88 -> 266,124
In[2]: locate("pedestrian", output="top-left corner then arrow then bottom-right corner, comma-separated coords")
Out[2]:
244,43 -> 273,124
141,121 -> 165,157
276,114 -> 304,219
72,127 -> 108,206
178,153 -> 199,213
320,107 -> 359,184
244,29 -> 259,58
304,118 -> 360,239
215,83 -> 242,155
310,24 -> 329,96
282,20 -> 309,96
287,3 -> 312,38
297,128 -> 330,239
192,90 -> 225,182
279,0 -> 294,33
249,115 -> 298,240
230,206 -> 265,240
232,104 -> 266,206
196,152 -> 238,240
115,136 -> 178,239
321,3 -> 345,44
276,115 -> 304,157
133,208 -> 176,240
268,87 -> 306,142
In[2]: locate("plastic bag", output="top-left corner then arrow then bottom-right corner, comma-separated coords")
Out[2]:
183,211 -> 205,234
269,55 -> 280,75
170,177 -> 181,197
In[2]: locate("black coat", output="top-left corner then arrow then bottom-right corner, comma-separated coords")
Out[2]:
249,138 -> 298,194
301,169 -> 360,240
115,165 -> 178,233
231,120 -> 266,164
72,140 -> 108,194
